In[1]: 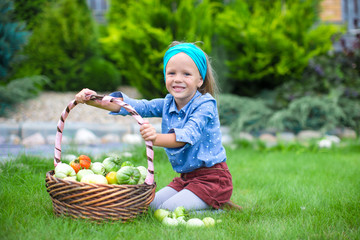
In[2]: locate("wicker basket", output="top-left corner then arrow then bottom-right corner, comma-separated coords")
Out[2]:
45,95 -> 156,222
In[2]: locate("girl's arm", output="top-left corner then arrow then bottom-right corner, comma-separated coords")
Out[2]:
140,121 -> 186,148
153,133 -> 186,148
75,88 -> 123,112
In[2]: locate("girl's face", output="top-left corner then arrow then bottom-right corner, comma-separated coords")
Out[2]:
165,53 -> 203,110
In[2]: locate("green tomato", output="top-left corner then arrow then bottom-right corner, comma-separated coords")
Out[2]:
90,162 -> 106,175
103,156 -> 122,173
121,160 -> 134,167
116,166 -> 140,185
76,169 -> 94,182
137,166 -> 147,184
54,163 -> 76,179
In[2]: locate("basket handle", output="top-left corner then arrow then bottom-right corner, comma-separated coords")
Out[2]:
53,94 -> 155,185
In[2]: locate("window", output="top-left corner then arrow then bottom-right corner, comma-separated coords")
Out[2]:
343,0 -> 360,31
86,0 -> 108,23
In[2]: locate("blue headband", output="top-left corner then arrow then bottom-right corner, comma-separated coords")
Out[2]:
163,43 -> 207,82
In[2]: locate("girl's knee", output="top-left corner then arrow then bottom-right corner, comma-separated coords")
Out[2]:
150,186 -> 178,210
158,200 -> 179,211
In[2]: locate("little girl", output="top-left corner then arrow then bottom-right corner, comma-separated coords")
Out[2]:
75,41 -> 241,211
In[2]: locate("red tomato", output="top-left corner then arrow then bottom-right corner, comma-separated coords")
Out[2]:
70,155 -> 91,173
78,155 -> 91,169
70,160 -> 81,173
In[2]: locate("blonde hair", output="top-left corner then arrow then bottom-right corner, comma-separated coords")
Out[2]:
168,41 -> 219,97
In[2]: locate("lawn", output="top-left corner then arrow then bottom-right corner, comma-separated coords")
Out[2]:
0,142 -> 359,240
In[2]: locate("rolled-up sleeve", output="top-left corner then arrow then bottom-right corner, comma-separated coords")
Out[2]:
109,92 -> 163,118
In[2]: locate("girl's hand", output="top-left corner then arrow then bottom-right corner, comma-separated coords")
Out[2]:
140,120 -> 157,143
75,88 -> 97,104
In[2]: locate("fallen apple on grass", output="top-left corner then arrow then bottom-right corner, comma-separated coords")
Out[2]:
202,217 -> 216,227
154,209 -> 171,222
186,218 -> 205,228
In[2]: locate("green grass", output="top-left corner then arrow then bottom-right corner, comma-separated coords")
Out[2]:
0,143 -> 359,240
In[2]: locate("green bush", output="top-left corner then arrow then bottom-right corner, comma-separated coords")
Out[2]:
271,34 -> 359,136
339,98 -> 360,137
78,57 -> 121,91
268,96 -> 344,134
101,0 -> 171,98
214,0 -> 342,96
16,0 -> 118,91
13,0 -> 55,30
218,93 -> 358,137
101,0 -> 216,98
217,94 -> 243,126
273,52 -> 360,108
0,76 -> 48,116
0,0 -> 29,79
0,0 -> 48,116
217,94 -> 273,133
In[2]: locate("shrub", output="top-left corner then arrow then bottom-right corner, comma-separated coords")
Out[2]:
217,94 -> 273,134
13,0 -> 55,30
0,76 -> 48,116
0,0 -> 48,116
217,94 -> 243,126
230,98 -> 273,134
271,32 -> 359,137
218,93 -> 356,137
338,98 -> 360,137
273,51 -> 360,108
268,96 -> 344,134
16,0 -> 116,91
0,0 -> 29,79
78,57 -> 121,91
101,0 -> 216,98
214,0 -> 342,96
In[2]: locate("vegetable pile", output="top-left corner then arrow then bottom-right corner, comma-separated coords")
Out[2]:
154,207 -> 221,228
54,154 -> 147,185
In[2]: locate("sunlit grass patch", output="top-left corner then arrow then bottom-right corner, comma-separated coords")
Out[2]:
0,142 -> 359,240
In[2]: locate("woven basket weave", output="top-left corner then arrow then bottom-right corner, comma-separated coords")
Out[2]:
45,95 -> 156,222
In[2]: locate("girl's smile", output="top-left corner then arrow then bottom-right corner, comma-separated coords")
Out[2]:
172,85 -> 186,92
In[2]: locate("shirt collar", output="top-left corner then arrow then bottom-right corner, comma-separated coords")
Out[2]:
168,91 -> 202,114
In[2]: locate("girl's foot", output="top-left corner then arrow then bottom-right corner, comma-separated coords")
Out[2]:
220,200 -> 243,211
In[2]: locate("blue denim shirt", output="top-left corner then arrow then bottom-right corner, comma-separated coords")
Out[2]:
109,91 -> 226,173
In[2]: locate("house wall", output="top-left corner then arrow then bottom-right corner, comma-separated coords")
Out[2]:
320,0 -> 343,22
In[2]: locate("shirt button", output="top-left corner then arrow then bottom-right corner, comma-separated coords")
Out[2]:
178,117 -> 181,120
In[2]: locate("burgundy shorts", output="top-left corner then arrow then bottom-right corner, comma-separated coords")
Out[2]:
167,162 -> 233,209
